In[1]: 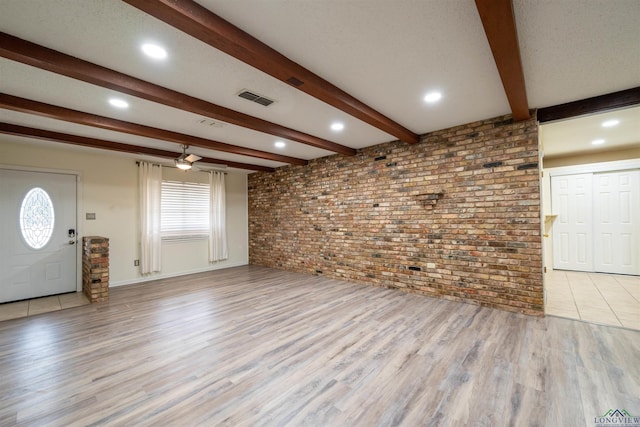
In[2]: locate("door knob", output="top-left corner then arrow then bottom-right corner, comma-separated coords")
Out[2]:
68,239 -> 76,245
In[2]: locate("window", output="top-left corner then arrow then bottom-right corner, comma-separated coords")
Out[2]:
20,187 -> 55,249
161,180 -> 209,241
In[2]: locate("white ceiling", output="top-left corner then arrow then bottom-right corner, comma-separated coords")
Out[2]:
540,105 -> 640,158
1,0 -> 639,172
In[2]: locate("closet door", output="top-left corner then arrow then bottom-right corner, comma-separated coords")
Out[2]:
552,174 -> 593,272
594,170 -> 640,275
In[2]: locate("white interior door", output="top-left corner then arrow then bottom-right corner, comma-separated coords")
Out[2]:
551,173 -> 593,272
0,169 -> 77,303
594,170 -> 640,275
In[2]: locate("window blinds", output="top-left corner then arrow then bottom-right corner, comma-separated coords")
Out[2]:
160,180 -> 209,240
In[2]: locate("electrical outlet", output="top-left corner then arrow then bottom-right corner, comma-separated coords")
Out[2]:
134,260 -> 139,266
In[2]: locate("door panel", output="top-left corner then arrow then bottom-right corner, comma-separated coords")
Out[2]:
594,170 -> 639,274
0,169 -> 77,303
552,174 -> 593,272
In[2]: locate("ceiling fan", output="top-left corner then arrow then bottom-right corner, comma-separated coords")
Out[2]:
175,145 -> 202,170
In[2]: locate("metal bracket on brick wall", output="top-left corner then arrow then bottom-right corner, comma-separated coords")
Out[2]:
415,192 -> 444,209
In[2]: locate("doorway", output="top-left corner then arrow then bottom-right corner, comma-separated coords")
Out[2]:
0,168 -> 78,303
539,104 -> 640,326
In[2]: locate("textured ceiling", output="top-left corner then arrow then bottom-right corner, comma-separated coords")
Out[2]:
540,105 -> 640,158
1,0 -> 638,172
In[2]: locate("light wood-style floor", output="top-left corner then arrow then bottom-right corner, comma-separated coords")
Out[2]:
1,266 -> 638,426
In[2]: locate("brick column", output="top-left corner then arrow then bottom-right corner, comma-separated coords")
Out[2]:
82,236 -> 109,303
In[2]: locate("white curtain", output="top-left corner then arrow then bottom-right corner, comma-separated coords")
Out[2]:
139,162 -> 162,274
209,171 -> 228,262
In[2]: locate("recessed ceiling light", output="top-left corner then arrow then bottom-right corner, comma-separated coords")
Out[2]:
423,91 -> 442,103
592,139 -> 605,145
141,43 -> 167,59
602,119 -> 619,128
274,141 -> 286,148
108,98 -> 129,109
331,122 -> 344,132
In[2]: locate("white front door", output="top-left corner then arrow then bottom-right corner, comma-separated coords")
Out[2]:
0,169 -> 77,303
594,170 -> 640,275
552,173 -> 593,272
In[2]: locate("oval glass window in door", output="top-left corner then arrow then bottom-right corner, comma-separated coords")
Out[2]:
19,187 -> 55,249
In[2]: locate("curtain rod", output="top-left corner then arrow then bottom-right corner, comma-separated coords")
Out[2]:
135,161 -> 227,174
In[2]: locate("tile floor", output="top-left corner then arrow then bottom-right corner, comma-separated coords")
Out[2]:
545,270 -> 640,330
0,292 -> 90,322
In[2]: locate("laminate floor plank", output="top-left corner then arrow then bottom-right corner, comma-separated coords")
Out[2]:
0,265 -> 638,426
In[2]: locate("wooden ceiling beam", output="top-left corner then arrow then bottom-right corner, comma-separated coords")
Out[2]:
122,0 -> 420,144
475,0 -> 530,121
0,123 -> 275,172
0,94 -> 307,166
538,87 -> 640,123
0,32 -> 354,156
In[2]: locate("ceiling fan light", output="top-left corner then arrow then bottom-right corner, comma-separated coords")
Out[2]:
175,158 -> 192,170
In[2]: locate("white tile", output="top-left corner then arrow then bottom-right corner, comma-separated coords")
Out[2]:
615,310 -> 640,321
28,296 -> 62,316
59,292 -> 90,309
546,307 -> 580,320
1,293 -> 90,321
579,310 -> 622,327
0,301 -> 29,321
614,318 -> 640,331
544,271 -> 637,330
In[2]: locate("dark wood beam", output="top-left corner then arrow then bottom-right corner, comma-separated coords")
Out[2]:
121,0 -> 420,144
0,123 -> 275,172
0,94 -> 307,166
475,0 -> 530,121
0,32 -> 354,156
538,87 -> 640,123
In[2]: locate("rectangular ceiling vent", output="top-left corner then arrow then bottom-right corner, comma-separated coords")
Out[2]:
238,90 -> 275,107
286,76 -> 304,87
196,118 -> 225,128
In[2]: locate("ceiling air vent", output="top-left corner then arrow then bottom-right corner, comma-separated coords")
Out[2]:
196,118 -> 224,128
237,90 -> 275,107
286,76 -> 304,87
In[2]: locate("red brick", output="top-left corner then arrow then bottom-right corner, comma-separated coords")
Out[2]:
249,113 -> 543,315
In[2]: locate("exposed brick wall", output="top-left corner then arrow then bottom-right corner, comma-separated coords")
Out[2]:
248,114 -> 543,315
82,236 -> 109,303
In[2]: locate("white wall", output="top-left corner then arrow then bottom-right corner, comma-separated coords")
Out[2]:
0,138 -> 249,287
543,146 -> 640,169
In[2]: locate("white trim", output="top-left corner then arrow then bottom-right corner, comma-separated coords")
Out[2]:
0,164 -> 82,176
0,164 -> 84,293
245,175 -> 249,263
75,174 -> 84,292
546,158 -> 640,177
110,262 -> 248,287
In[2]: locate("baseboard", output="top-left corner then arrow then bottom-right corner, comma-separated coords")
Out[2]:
109,262 -> 249,287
